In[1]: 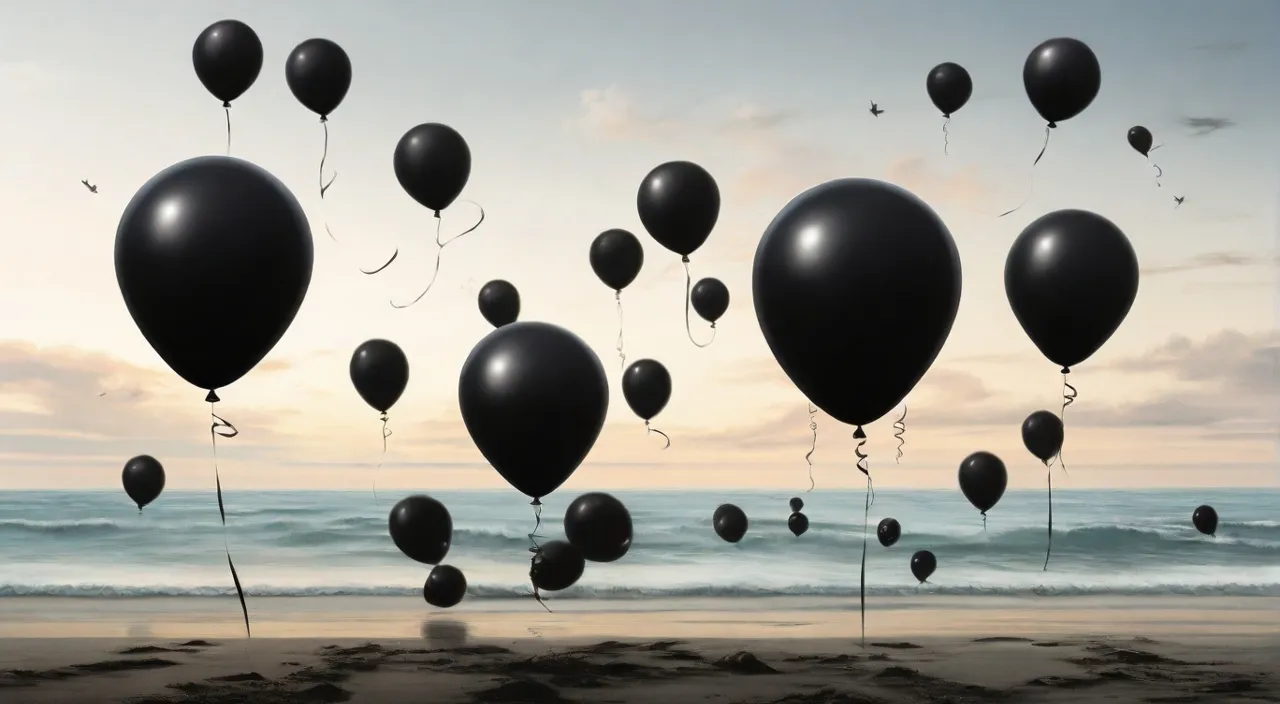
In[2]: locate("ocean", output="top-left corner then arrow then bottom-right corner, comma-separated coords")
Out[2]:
0,488 -> 1276,602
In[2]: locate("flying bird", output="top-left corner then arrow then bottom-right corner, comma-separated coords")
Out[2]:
1174,196 -> 1185,208
869,101 -> 884,117
81,180 -> 98,194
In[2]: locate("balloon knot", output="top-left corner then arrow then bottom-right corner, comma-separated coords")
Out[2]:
710,322 -> 717,329
1047,121 -> 1058,129
319,115 -> 328,123
530,498 -> 542,506
1060,366 -> 1071,375
433,210 -> 443,219
681,255 -> 690,264
852,426 -> 867,440
379,411 -> 389,422
205,389 -> 221,403
222,101 -> 231,109
943,112 -> 951,119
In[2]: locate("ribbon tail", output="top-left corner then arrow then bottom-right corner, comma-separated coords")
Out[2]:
942,117 -> 951,156
804,404 -> 818,492
210,406 -> 249,638
223,105 -> 232,156
998,125 -> 1051,218
645,421 -> 671,450
682,258 -> 714,348
527,502 -> 553,614
892,405 -> 908,464
1043,465 -> 1053,571
615,291 -> 627,372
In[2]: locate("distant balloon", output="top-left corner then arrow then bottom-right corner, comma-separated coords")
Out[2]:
713,504 -> 749,543
564,492 -> 633,562
789,497 -> 804,513
958,452 -> 1008,517
388,495 -> 453,565
284,39 -> 352,119
122,455 -> 165,511
477,280 -> 520,328
926,62 -> 973,117
530,540 -> 586,591
622,359 -> 672,421
459,322 -> 608,501
690,278 -> 730,325
423,564 -> 467,608
1005,210 -> 1139,371
788,512 -> 809,537
1022,38 -> 1102,127
1127,126 -> 1154,157
910,550 -> 937,583
394,123 -> 472,214
349,339 -> 409,414
589,229 -> 644,291
1192,505 -> 1218,536
637,161 -> 720,258
877,517 -> 901,548
1021,411 -> 1065,463
192,20 -> 264,106
115,156 -> 313,397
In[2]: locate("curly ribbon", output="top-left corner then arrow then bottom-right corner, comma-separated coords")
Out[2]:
223,104 -> 232,156
1148,156 -> 1163,188
361,202 -> 485,308
681,256 -> 716,348
316,117 -> 343,243
1042,460 -> 1053,571
1058,367 -> 1078,475
853,425 -> 874,649
527,499 -> 553,614
615,290 -> 627,372
803,404 -> 818,492
998,124 -> 1052,218
942,116 -> 951,156
206,394 -> 249,638
371,411 -> 392,502
892,405 -> 908,464
644,419 -> 671,450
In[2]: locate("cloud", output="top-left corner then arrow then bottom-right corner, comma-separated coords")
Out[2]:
566,85 -> 677,142
884,156 -> 993,212
1141,251 -> 1277,276
1189,40 -> 1249,56
722,103 -> 794,132
1178,116 -> 1237,137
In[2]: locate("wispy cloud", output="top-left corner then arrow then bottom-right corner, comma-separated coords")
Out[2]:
565,85 -> 680,142
1141,251 -> 1277,276
1178,116 -> 1237,137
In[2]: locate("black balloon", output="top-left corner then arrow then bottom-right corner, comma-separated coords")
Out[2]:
926,62 -> 973,117
1022,38 -> 1101,126
115,157 -> 313,395
192,20 -> 263,106
637,161 -> 720,257
284,38 -> 352,119
622,359 -> 672,421
877,517 -> 901,547
459,322 -> 608,500
394,123 -> 472,214
388,495 -> 453,565
789,497 -> 804,512
958,452 -> 1008,515
477,280 -> 520,328
423,564 -> 467,608
788,512 -> 809,537
753,179 -> 962,428
350,339 -> 409,414
1192,505 -> 1218,536
1005,210 -> 1139,371
530,540 -> 586,591
713,504 -> 748,543
589,229 -> 644,291
564,492 -> 633,562
122,455 -> 165,510
691,278 -> 730,324
910,550 -> 937,583
1021,410 -> 1064,463
1127,126 -> 1154,157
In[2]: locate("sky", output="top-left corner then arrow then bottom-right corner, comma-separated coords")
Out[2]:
0,0 -> 1276,492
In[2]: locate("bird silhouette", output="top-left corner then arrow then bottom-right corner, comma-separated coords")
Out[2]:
81,180 -> 98,194
1174,196 -> 1185,208
869,101 -> 884,117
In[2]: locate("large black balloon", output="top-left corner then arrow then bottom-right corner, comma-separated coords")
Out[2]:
622,359 -> 672,421
910,550 -> 937,583
1127,126 -> 1154,157
877,517 -> 901,547
713,504 -> 748,543
122,455 -> 165,510
691,278 -> 730,324
1005,210 -> 1139,371
1022,38 -> 1101,126
958,452 -> 1008,515
637,161 -> 720,257
530,540 -> 586,591
459,322 -> 608,500
192,20 -> 263,106
350,339 -> 409,414
423,565 -> 467,608
388,495 -> 453,565
926,62 -> 973,117
564,492 -> 633,562
115,157 -> 313,395
394,123 -> 472,214
1192,505 -> 1218,536
589,229 -> 644,291
753,179 -> 962,428
1021,411 -> 1064,463
477,280 -> 520,328
788,512 -> 809,537
284,38 -> 352,119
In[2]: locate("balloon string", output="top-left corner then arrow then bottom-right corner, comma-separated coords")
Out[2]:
942,117 -> 951,156
681,257 -> 714,348
892,405 -> 908,464
1043,461 -> 1053,571
388,201 -> 487,308
644,419 -> 671,450
615,290 -> 626,372
1147,156 -> 1163,188
223,106 -> 232,156
317,118 -> 343,244
853,426 -> 873,649
209,402 -> 249,638
527,500 -> 553,614
803,403 -> 817,493
998,124 -> 1052,218
1058,370 -> 1077,476
372,412 -> 392,503
982,511 -> 988,532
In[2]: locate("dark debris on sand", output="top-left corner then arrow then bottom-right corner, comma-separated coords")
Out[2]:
714,651 -> 778,675
470,678 -> 574,703
766,687 -> 889,704
2,658 -> 180,688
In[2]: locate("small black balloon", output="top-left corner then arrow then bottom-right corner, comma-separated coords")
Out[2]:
622,359 -> 672,421
958,452 -> 1008,514
877,517 -> 901,547
477,280 -> 520,328
1022,37 -> 1102,126
910,550 -> 937,583
1021,411 -> 1065,463
284,38 -> 352,119
691,277 -> 730,324
423,564 -> 467,608
394,123 -> 472,214
926,62 -> 973,118
589,229 -> 644,291
788,512 -> 809,537
388,495 -> 453,565
1192,505 -> 1219,536
637,161 -> 720,257
713,504 -> 749,543
1127,126 -> 1154,157
530,540 -> 586,592
564,492 -> 633,562
122,455 -> 165,510
350,339 -> 409,414
789,497 -> 804,513
192,20 -> 264,105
